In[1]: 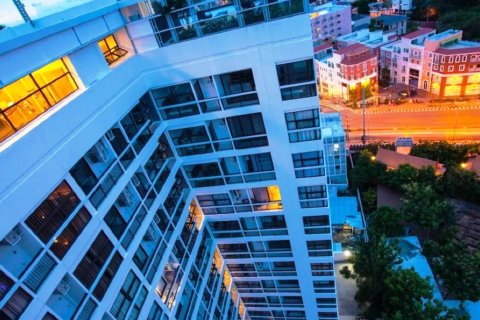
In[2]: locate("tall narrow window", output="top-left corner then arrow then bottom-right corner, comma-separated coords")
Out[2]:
50,207 -> 91,258
0,287 -> 32,319
74,231 -> 114,289
98,35 -> 128,65
25,181 -> 80,243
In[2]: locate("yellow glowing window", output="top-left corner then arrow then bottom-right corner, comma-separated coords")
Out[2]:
0,59 -> 77,142
98,35 -> 128,65
267,185 -> 282,201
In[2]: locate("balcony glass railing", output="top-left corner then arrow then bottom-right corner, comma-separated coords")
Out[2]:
130,0 -> 308,47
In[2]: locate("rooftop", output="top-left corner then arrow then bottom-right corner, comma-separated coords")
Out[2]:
310,2 -> 350,18
338,28 -> 397,47
402,27 -> 435,40
336,42 -> 368,55
373,14 -> 407,25
351,13 -> 369,21
376,148 -> 446,175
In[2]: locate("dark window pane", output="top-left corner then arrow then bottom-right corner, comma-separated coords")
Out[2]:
0,287 -> 32,320
25,181 -> 79,243
74,232 -> 113,289
50,207 -> 91,258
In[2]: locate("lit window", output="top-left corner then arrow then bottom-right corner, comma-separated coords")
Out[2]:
98,35 -> 128,65
0,59 -> 77,142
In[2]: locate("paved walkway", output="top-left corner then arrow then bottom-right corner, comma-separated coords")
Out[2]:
335,262 -> 359,318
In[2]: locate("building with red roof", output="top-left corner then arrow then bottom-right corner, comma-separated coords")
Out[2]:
316,43 -> 378,101
420,30 -> 480,97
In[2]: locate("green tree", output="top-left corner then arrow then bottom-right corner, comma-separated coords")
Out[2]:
401,183 -> 455,240
350,150 -> 386,191
340,235 -> 401,318
417,165 -> 439,187
367,206 -> 404,238
410,142 -> 477,167
430,241 -> 480,305
383,164 -> 418,190
382,268 -> 465,320
361,187 -> 377,213
440,168 -> 480,204
352,0 -> 376,14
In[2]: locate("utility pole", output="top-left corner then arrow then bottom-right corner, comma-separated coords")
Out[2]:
362,85 -> 366,145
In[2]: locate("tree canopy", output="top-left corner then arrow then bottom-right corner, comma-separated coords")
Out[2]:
401,182 -> 455,240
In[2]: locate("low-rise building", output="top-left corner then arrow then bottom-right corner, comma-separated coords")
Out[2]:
337,28 -> 398,54
380,28 -> 480,97
351,14 -> 370,31
376,148 -> 446,175
316,43 -> 378,101
310,2 -> 352,40
371,14 -> 407,35
392,0 -> 414,13
380,28 -> 436,87
420,29 -> 480,97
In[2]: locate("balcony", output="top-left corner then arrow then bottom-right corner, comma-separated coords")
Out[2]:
128,0 -> 308,48
47,275 -> 86,320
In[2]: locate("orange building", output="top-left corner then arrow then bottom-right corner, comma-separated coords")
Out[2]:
420,30 -> 480,97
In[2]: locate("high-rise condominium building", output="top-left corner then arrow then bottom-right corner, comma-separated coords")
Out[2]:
0,1 -> 347,320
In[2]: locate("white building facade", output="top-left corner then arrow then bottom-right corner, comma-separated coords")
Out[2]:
0,1 -> 347,320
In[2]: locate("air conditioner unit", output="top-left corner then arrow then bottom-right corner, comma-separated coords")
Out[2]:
88,141 -> 110,163
117,188 -> 134,207
56,276 -> 71,296
3,227 -> 22,246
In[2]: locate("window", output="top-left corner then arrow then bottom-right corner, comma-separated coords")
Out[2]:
70,158 -> 98,194
280,83 -> 316,100
227,113 -> 265,137
277,60 -> 314,85
24,253 -> 56,292
25,181 -> 80,243
298,185 -> 328,208
0,58 -> 78,142
311,262 -> 334,276
169,126 -> 210,146
74,231 -> 114,289
0,287 -> 32,320
217,69 -> 256,95
459,65 -> 465,71
111,271 -> 141,319
152,82 -> 195,106
93,251 -> 123,300
50,207 -> 91,258
277,59 -> 316,100
227,113 -> 268,149
292,151 -> 324,178
448,66 -> 454,72
303,215 -> 330,234
0,270 -> 14,301
285,109 -> 321,143
307,240 -> 332,257
98,35 -> 128,65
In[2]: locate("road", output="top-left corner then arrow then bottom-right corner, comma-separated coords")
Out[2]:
322,105 -> 480,143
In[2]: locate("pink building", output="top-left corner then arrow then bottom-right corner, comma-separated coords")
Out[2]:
310,3 -> 352,40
